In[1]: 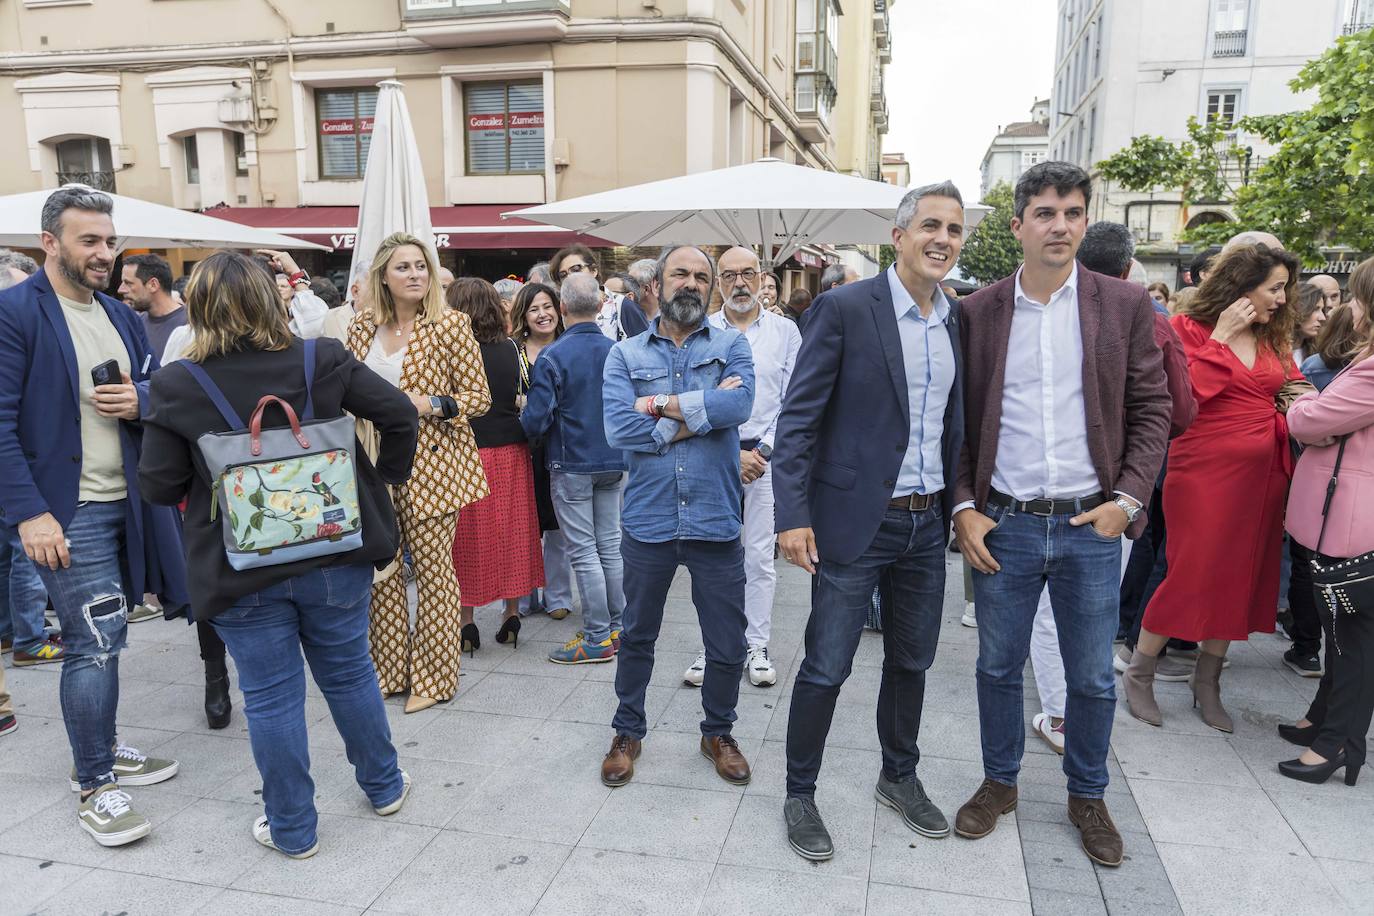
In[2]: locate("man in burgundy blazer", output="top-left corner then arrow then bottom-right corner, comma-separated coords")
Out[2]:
949,162 -> 1171,869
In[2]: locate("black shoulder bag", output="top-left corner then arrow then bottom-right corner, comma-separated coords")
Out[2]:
1309,435 -> 1374,653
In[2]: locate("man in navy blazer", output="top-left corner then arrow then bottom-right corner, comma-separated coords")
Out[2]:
771,181 -> 967,861
0,186 -> 187,846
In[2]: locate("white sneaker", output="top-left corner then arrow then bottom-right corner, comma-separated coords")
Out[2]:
1032,712 -> 1065,755
961,602 -> 977,628
253,815 -> 319,859
746,646 -> 777,687
374,770 -> 411,816
684,651 -> 706,687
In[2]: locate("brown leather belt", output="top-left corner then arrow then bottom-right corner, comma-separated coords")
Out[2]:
888,492 -> 939,512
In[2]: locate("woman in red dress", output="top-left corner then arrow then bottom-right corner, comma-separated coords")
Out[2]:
1123,243 -> 1304,732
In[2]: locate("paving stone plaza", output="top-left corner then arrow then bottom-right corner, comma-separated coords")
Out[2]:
1,554 -> 1367,915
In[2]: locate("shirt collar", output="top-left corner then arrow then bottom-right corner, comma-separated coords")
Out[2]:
1013,262 -> 1079,308
708,307 -> 766,331
649,315 -> 714,344
887,265 -> 950,324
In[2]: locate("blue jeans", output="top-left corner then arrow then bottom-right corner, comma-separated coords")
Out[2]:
519,530 -> 574,616
211,563 -> 403,855
551,471 -> 626,644
32,500 -> 130,791
613,534 -> 746,739
973,503 -> 1121,798
0,527 -> 50,652
786,506 -> 946,797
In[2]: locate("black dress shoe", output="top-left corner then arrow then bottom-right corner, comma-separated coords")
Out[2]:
1277,722 -> 1319,746
783,796 -> 834,861
1278,749 -> 1362,786
876,773 -> 950,838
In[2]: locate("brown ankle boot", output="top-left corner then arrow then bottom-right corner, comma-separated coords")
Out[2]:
954,778 -> 1017,839
1122,649 -> 1164,726
1190,653 -> 1233,733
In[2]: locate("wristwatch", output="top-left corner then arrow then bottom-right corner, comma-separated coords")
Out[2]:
1113,496 -> 1142,524
756,443 -> 773,460
428,396 -> 444,417
651,394 -> 671,419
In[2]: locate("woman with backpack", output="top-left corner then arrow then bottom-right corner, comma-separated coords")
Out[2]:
139,250 -> 420,859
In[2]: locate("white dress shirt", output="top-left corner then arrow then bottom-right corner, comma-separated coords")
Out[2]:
888,266 -> 956,495
991,263 -> 1100,501
157,289 -> 330,366
708,305 -> 801,449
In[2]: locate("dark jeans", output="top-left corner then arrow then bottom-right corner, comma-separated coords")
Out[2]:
785,506 -> 946,798
973,503 -> 1122,798
1121,480 -> 1195,654
33,500 -> 131,791
212,563 -> 404,855
612,534 -> 746,740
1288,540 -> 1322,657
1304,591 -> 1373,765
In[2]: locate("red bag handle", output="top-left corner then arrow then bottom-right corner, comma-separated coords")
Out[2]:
249,395 -> 311,456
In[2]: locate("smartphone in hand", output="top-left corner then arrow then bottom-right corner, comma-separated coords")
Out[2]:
90,358 -> 121,388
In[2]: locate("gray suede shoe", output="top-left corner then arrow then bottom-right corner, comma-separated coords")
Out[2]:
783,796 -> 834,861
875,773 -> 950,838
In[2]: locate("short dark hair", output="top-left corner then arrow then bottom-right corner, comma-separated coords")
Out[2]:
173,276 -> 190,297
1189,246 -> 1223,285
309,276 -> 343,309
123,254 -> 173,292
447,277 -> 508,344
41,185 -> 114,237
549,244 -> 598,282
787,287 -> 813,311
1076,222 -> 1135,279
1013,161 -> 1092,219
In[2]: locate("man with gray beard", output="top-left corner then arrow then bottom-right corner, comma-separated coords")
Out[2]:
678,247 -> 800,689
599,244 -> 757,789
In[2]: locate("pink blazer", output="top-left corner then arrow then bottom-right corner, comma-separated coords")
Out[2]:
1286,356 -> 1374,558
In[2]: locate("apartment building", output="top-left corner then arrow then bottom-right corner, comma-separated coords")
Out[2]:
978,98 -> 1049,201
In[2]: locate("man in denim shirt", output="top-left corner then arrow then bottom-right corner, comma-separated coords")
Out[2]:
599,244 -> 756,789
521,272 -> 630,665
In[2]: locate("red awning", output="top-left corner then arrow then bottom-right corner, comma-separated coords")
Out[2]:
203,204 -> 612,251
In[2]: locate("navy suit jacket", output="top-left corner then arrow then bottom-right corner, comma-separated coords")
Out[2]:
772,273 -> 965,566
0,269 -> 190,612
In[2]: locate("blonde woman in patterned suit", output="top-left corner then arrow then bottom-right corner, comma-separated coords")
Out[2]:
347,233 -> 491,713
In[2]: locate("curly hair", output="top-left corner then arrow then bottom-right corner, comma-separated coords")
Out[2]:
509,281 -> 563,341
446,277 -> 507,344
1176,243 -> 1299,357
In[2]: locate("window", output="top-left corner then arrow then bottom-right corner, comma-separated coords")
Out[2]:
233,132 -> 249,178
55,137 -> 115,191
464,81 -> 545,175
1087,106 -> 1097,163
1092,17 -> 1103,77
1214,0 -> 1247,32
183,135 -> 199,184
1022,149 -> 1046,169
316,87 -> 378,180
1206,90 -> 1240,126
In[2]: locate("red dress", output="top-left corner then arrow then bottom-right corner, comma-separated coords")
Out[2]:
1141,316 -> 1300,641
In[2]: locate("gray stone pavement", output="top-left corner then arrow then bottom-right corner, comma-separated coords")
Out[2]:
1,554 -> 1369,915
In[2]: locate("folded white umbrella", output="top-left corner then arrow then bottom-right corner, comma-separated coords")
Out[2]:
0,184 -> 327,251
505,158 -> 988,268
348,80 -> 434,285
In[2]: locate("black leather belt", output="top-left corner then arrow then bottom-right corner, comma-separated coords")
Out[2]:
889,492 -> 939,512
987,489 -> 1108,516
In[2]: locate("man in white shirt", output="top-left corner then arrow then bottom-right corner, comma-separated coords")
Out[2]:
681,247 -> 800,689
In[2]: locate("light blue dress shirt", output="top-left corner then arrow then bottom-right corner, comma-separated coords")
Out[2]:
888,266 -> 955,496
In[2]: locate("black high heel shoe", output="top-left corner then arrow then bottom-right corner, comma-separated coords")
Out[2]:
1277,722 -> 1319,747
495,616 -> 521,648
1278,748 -> 1362,786
461,623 -> 481,657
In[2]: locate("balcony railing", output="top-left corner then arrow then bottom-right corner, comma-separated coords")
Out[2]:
403,0 -> 569,19
1344,21 -> 1373,35
57,171 -> 116,192
1212,29 -> 1247,57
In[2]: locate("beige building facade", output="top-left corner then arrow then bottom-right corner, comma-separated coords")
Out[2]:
0,0 -> 892,283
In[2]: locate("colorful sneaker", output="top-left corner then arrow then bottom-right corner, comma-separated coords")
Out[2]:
127,604 -> 162,624
78,785 -> 151,847
1032,712 -> 1065,754
374,770 -> 412,816
69,743 -> 179,791
12,636 -> 64,666
549,635 -> 616,665
252,815 -> 318,859
746,646 -> 777,687
611,629 -> 622,652
684,651 -> 706,687
0,715 -> 16,737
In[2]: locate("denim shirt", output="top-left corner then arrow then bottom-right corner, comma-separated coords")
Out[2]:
520,323 -> 628,474
602,319 -> 755,543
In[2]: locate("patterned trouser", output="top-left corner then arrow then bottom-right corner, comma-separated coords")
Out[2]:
369,485 -> 461,700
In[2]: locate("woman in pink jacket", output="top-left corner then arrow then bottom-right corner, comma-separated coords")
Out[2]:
1278,256 -> 1374,786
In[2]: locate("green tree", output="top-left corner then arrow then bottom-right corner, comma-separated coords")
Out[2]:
957,181 -> 1021,285
879,244 -> 896,271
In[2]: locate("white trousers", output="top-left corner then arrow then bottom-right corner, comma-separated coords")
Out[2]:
1030,536 -> 1134,718
743,463 -> 777,649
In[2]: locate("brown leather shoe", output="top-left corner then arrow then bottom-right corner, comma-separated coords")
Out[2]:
601,735 -> 641,787
1067,796 -> 1124,866
700,735 -> 751,785
954,778 -> 1018,839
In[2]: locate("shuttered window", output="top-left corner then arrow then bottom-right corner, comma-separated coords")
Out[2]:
464,81 -> 545,175
316,88 -> 378,180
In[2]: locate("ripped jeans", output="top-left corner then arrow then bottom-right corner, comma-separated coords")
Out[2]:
32,500 -> 131,791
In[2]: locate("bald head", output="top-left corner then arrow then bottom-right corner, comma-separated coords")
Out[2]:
718,246 -> 762,314
1309,274 -> 1341,313
1224,230 -> 1284,252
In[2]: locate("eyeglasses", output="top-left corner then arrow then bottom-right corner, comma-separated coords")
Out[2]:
557,263 -> 590,281
718,269 -> 758,285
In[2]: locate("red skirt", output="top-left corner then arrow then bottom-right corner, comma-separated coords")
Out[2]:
452,443 -> 545,606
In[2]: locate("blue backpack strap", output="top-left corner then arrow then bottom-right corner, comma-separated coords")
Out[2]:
302,338 -> 316,421
178,359 -> 246,429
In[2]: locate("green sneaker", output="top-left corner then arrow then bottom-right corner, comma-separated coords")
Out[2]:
78,785 -> 151,847
69,743 -> 179,792
127,604 -> 162,624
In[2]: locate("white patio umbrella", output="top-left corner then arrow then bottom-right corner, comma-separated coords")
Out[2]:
0,184 -> 327,251
505,158 -> 988,268
348,80 -> 434,285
